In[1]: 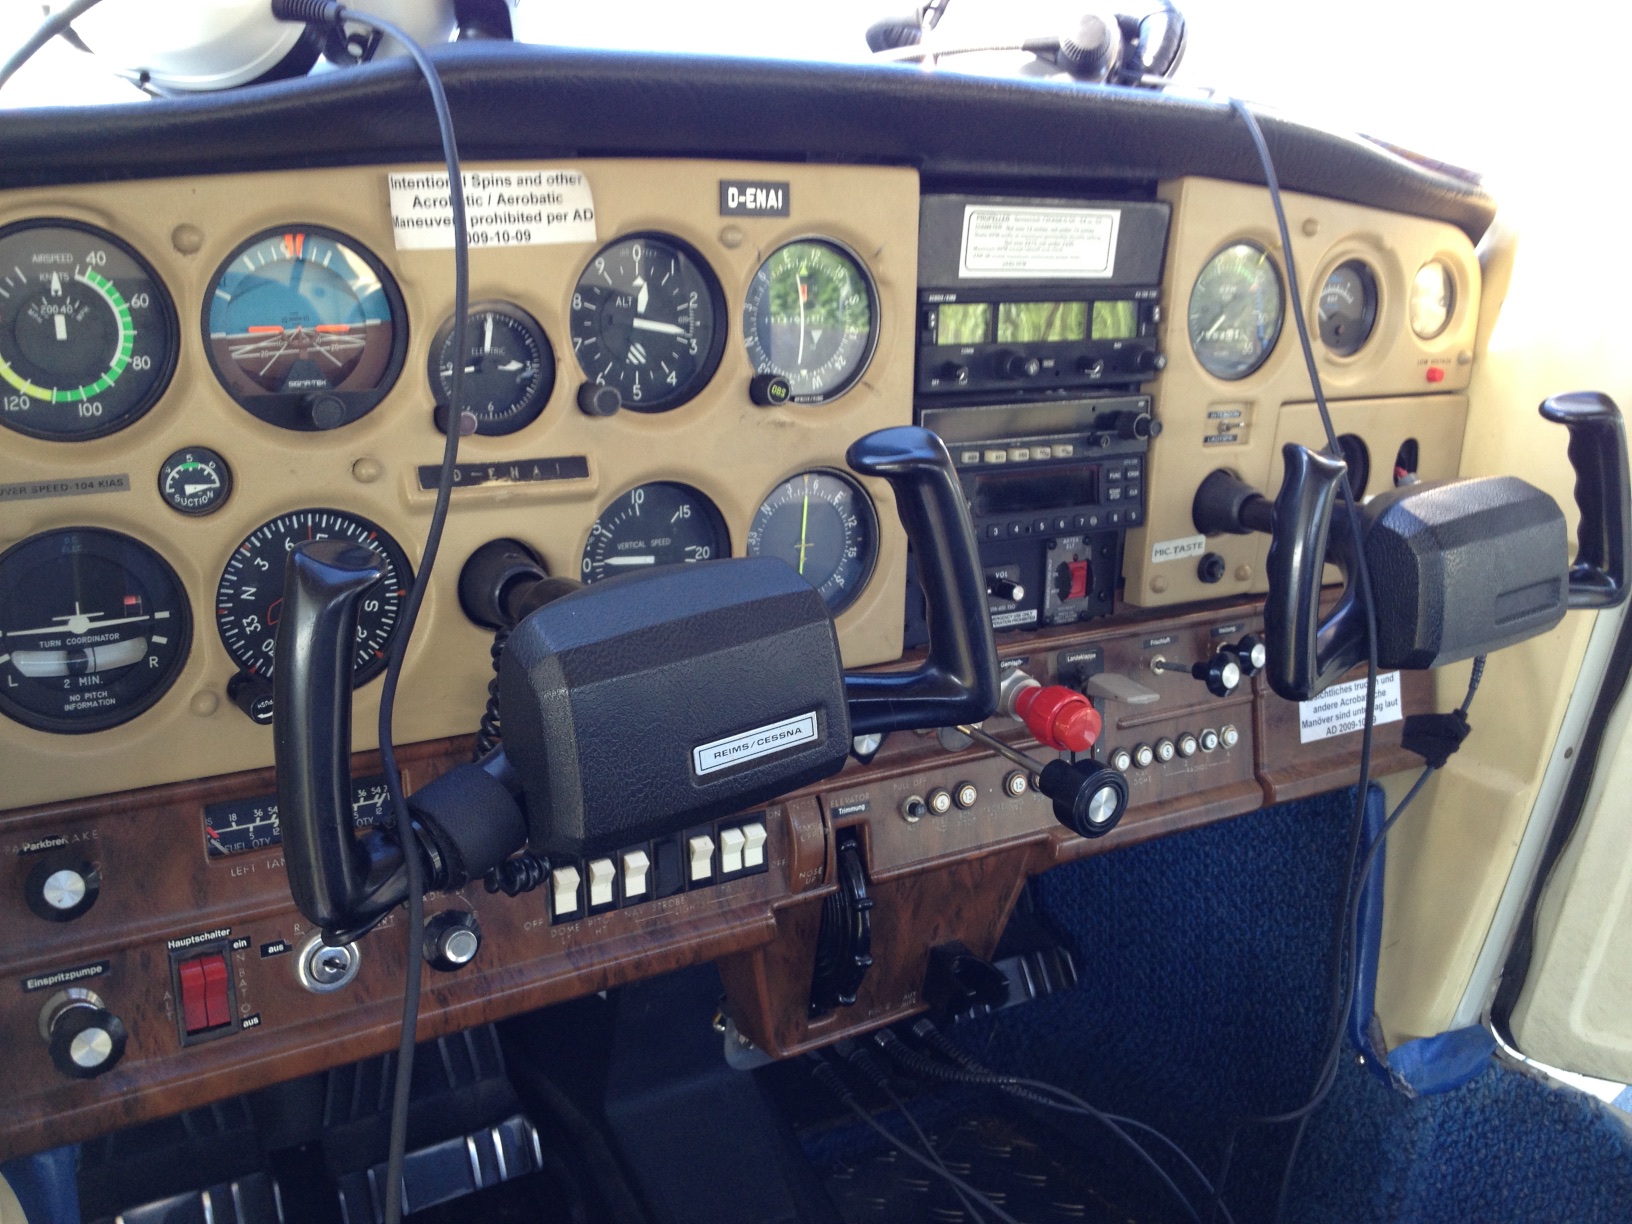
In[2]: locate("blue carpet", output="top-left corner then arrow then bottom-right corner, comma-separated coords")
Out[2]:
1293,1055 -> 1632,1223
835,784 -> 1632,1223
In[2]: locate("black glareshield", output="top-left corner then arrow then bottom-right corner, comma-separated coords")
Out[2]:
1198,394 -> 1631,702
275,425 -> 998,928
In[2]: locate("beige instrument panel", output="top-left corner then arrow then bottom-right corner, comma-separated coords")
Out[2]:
0,160 -> 920,810
1126,177 -> 1482,606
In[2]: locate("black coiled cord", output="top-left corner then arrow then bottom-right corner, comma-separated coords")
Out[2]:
473,627 -> 509,759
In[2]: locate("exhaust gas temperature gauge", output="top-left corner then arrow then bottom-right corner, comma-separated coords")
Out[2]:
0,221 -> 178,441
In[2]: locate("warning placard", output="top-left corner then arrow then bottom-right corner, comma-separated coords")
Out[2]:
387,168 -> 596,251
1298,672 -> 1403,743
958,205 -> 1120,279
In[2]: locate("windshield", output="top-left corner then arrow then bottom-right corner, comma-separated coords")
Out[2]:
1,0 -> 1624,208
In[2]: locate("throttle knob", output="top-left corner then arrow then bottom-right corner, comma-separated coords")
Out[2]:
43,994 -> 127,1080
1013,683 -> 1103,753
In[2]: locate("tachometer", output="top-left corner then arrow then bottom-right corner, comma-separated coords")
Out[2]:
1187,241 -> 1284,380
428,300 -> 554,435
0,220 -> 178,441
569,233 -> 725,413
746,469 -> 878,614
581,482 -> 730,583
215,509 -> 412,686
204,226 -> 407,430
0,528 -> 191,733
742,240 -> 878,403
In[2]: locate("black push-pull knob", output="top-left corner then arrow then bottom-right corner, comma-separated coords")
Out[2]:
1037,759 -> 1129,838
46,998 -> 127,1079
1151,652 -> 1242,697
1228,633 -> 1267,677
25,858 -> 99,922
425,910 -> 483,972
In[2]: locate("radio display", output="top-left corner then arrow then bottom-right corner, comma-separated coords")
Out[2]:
936,302 -> 991,344
1092,300 -> 1139,340
971,466 -> 1100,516
996,301 -> 1088,343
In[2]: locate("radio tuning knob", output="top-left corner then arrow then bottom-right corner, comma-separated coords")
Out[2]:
995,350 -> 1042,380
986,575 -> 1025,603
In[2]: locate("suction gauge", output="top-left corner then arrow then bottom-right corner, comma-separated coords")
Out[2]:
0,221 -> 178,441
742,240 -> 878,403
428,301 -> 555,435
204,226 -> 407,430
747,469 -> 878,614
1317,260 -> 1378,356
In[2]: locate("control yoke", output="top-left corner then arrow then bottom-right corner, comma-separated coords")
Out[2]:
1194,392 -> 1631,702
274,426 -> 1001,939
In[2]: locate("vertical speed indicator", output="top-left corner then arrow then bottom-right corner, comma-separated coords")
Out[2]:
581,482 -> 730,583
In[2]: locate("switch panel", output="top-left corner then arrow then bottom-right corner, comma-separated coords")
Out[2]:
551,866 -> 582,921
172,948 -> 234,1043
